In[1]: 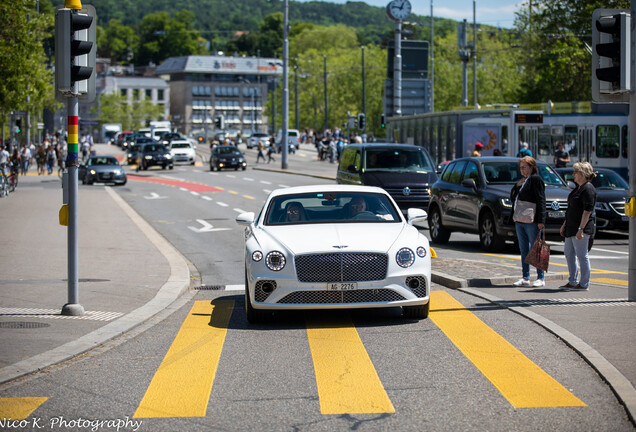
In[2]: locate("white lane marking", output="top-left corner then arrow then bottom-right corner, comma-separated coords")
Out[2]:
260,180 -> 272,185
144,192 -> 168,200
188,219 -> 231,233
217,202 -> 229,207
190,191 -> 200,196
244,177 -> 254,182
591,247 -> 629,255
202,196 -> 213,201
225,285 -> 245,291
233,208 -> 248,214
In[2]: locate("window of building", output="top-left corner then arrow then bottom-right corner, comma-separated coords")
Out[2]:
145,89 -> 152,99
120,88 -> 127,97
157,89 -> 164,101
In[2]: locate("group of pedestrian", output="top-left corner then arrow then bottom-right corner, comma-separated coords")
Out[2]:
511,154 -> 596,291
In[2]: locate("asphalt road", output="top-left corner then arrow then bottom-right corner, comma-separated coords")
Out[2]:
1,144 -> 631,431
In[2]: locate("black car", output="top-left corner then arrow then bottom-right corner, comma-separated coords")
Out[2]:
137,143 -> 174,170
210,145 -> 247,171
428,157 -> 571,251
555,167 -> 629,231
79,156 -> 127,186
336,143 -> 438,215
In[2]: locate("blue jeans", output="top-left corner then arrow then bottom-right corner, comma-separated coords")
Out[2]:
516,222 -> 545,280
564,234 -> 591,288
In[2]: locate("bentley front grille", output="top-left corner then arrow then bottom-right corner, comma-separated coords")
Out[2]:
295,253 -> 388,283
278,289 -> 405,304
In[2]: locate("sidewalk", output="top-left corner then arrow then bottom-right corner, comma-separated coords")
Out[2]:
0,144 -> 634,424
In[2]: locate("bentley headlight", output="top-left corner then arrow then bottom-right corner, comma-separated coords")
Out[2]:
416,246 -> 427,258
266,251 -> 286,271
252,251 -> 263,262
396,248 -> 415,268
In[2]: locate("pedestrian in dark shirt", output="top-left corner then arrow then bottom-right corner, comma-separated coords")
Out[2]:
559,162 -> 596,291
553,140 -> 570,168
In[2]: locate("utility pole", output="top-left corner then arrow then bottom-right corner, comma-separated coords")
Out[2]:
430,0 -> 434,112
281,0 -> 289,169
472,0 -> 478,107
323,55 -> 328,131
361,46 -> 366,137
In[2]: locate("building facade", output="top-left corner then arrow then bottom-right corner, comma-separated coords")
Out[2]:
154,55 -> 283,138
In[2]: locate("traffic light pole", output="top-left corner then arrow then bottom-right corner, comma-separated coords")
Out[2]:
62,95 -> 84,316
629,0 -> 635,301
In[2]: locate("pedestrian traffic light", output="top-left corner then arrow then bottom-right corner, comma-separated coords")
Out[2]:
214,115 -> 225,130
15,119 -> 21,133
592,9 -> 631,102
380,113 -> 386,128
55,5 -> 96,100
357,113 -> 366,130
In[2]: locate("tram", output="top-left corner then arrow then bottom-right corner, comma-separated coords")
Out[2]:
387,103 -> 630,179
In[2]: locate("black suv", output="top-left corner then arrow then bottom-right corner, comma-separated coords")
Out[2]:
137,143 -> 174,171
428,157 -> 571,251
336,143 -> 438,214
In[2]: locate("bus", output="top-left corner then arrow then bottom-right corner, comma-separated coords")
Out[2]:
387,103 -> 630,179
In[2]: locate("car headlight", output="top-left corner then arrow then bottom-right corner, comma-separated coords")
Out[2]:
266,251 -> 286,271
252,251 -> 263,262
89,169 -> 96,175
396,247 -> 415,268
500,198 -> 512,208
145,155 -> 153,159
416,246 -> 427,258
117,169 -> 124,175
595,202 -> 610,211
165,154 -> 173,159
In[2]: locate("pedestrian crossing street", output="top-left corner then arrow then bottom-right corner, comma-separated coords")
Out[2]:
1,291 -> 586,421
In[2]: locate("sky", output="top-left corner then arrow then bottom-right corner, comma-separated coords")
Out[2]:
295,0 -> 524,29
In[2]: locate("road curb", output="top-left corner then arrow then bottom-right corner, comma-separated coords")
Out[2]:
0,187 -> 191,385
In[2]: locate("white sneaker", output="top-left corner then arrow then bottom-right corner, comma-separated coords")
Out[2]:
532,279 -> 545,287
513,278 -> 531,287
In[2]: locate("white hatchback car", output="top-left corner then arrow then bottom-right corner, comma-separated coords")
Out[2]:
169,140 -> 196,165
236,185 -> 431,323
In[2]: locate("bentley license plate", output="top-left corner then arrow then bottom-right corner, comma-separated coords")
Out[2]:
327,282 -> 357,291
548,211 -> 565,218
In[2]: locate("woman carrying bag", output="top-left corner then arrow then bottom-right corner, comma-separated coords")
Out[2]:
510,156 -> 546,287
559,162 -> 597,291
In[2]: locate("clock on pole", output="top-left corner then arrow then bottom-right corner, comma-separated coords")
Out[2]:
386,0 -> 412,21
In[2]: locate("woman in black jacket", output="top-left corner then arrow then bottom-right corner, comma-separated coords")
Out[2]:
510,156 -> 546,287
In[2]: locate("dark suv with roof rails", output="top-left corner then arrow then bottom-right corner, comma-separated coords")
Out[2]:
336,143 -> 438,215
428,156 -> 571,251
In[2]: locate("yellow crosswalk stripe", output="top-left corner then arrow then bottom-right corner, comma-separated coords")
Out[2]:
0,397 -> 47,420
306,316 -> 395,414
429,291 -> 586,408
134,300 -> 233,418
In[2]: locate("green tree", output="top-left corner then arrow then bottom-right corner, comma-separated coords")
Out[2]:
513,0 -> 630,103
0,1 -> 57,129
136,10 -> 208,65
280,24 -> 386,136
93,92 -> 164,131
97,19 -> 139,64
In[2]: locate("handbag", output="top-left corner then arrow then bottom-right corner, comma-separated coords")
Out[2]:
513,200 -> 536,223
524,229 -> 550,272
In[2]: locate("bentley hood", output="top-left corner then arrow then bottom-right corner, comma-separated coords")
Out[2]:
257,223 -> 409,255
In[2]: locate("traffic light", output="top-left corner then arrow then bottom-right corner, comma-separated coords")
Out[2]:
55,5 -> 96,100
15,119 -> 21,133
357,113 -> 366,130
214,115 -> 225,130
380,113 -> 386,128
592,9 -> 631,102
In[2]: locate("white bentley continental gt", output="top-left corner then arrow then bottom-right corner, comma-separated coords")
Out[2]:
236,185 -> 431,323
